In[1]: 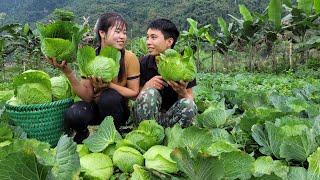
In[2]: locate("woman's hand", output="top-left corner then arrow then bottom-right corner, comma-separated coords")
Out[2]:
89,76 -> 109,93
168,80 -> 191,99
45,57 -> 72,75
143,75 -> 166,90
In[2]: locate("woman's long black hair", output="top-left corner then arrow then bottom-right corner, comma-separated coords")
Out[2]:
95,12 -> 127,82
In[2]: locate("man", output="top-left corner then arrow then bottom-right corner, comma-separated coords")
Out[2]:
133,18 -> 197,127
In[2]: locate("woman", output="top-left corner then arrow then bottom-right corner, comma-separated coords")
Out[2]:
48,12 -> 140,143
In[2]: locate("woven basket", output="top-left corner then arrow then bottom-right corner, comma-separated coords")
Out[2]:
5,98 -> 73,146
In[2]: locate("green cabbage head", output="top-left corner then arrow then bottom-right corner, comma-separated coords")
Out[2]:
77,46 -> 121,82
125,120 -> 165,151
16,83 -> 52,105
158,47 -> 196,82
13,70 -> 52,105
143,145 -> 178,173
112,146 -> 144,173
50,75 -> 73,100
37,20 -> 87,63
80,153 -> 113,180
87,56 -> 118,82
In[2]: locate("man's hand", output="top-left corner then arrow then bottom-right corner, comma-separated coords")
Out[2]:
45,57 -> 72,75
89,76 -> 109,93
168,80 -> 190,99
144,75 -> 166,90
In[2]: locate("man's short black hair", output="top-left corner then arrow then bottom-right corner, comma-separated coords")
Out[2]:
148,18 -> 180,48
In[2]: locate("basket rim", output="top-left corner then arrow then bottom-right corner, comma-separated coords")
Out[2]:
5,98 -> 73,110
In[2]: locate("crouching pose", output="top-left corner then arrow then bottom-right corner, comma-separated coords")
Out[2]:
133,19 -> 197,127
48,13 -> 140,143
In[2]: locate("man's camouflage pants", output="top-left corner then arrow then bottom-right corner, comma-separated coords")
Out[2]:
133,87 -> 197,127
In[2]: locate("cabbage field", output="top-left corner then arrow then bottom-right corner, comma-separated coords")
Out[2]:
1,72 -> 320,179
1,0 -> 320,179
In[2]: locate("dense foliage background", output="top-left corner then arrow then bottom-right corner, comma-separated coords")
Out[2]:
0,0 -> 269,36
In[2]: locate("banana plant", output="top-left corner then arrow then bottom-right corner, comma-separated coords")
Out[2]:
268,0 -> 282,30
281,0 -> 320,63
180,18 -> 213,70
209,0 -> 320,71
315,0 -> 320,14
227,5 -> 268,71
228,4 -> 266,47
298,0 -> 314,15
215,17 -> 234,54
295,29 -> 320,52
269,0 -> 318,28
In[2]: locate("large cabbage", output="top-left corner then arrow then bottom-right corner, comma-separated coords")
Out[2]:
77,46 -> 121,82
125,120 -> 165,151
13,70 -> 52,105
87,56 -> 118,82
157,47 -> 196,82
80,153 -> 113,180
16,83 -> 52,105
13,70 -> 51,90
143,145 -> 178,173
50,75 -> 73,100
37,11 -> 87,63
40,37 -> 76,62
112,146 -> 144,173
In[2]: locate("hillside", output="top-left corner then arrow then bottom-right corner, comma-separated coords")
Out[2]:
0,0 -> 68,24
0,0 -> 269,37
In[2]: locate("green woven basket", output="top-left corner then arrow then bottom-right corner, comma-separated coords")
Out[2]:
5,98 -> 74,146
